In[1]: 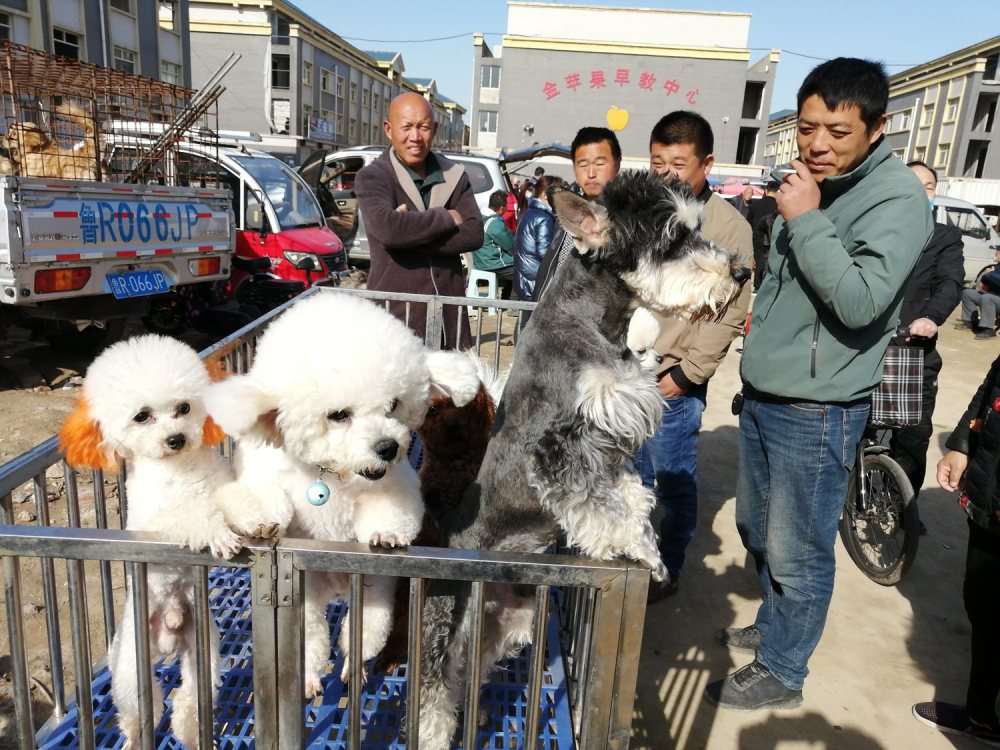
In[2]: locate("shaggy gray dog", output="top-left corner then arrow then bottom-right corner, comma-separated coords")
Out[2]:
417,170 -> 750,748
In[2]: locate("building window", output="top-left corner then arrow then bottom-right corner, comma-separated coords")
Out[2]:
337,75 -> 345,98
337,112 -> 344,137
349,119 -> 356,139
273,14 -> 290,44
478,110 -> 498,133
937,144 -> 950,168
303,62 -> 312,86
113,45 -> 136,74
362,89 -> 368,108
373,92 -> 380,116
271,54 -> 290,88
914,146 -> 926,162
161,60 -> 181,86
946,99 -> 960,122
320,69 -> 331,93
922,104 -> 935,127
53,29 -> 81,60
0,13 -> 10,41
110,0 -> 132,13
350,82 -> 357,103
159,0 -> 178,31
481,65 -> 500,89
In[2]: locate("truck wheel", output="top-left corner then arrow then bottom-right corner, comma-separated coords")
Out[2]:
142,294 -> 188,336
44,319 -> 126,354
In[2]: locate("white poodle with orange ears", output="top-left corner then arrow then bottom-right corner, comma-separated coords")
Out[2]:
204,291 -> 481,697
59,334 -> 280,750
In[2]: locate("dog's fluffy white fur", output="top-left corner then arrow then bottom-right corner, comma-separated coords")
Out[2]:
59,334 -> 280,750
625,306 -> 664,371
205,292 -> 481,696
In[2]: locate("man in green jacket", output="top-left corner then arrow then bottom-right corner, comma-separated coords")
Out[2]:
705,58 -> 932,712
472,189 -> 515,299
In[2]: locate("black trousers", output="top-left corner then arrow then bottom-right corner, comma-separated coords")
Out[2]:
494,266 -> 515,300
965,520 -> 1000,726
890,348 -> 941,501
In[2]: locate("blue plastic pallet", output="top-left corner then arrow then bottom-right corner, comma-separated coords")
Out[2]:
37,565 -> 574,750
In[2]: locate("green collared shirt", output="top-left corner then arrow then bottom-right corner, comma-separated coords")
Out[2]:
400,153 -> 444,209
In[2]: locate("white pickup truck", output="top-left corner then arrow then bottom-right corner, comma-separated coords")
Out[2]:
0,174 -> 233,350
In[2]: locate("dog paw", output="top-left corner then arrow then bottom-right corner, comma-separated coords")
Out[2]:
239,521 -> 281,539
208,527 -> 243,560
368,531 -> 410,548
340,660 -> 369,684
304,673 -> 324,700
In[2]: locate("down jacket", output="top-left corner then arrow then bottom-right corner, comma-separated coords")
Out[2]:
946,355 -> 1000,535
513,198 -> 554,300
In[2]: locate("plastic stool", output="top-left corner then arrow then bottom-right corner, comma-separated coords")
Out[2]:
466,268 -> 499,315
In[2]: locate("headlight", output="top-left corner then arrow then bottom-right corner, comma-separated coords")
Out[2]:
282,251 -> 321,269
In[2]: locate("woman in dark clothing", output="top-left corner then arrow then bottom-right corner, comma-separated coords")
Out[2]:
912,355 -> 1000,745
513,175 -> 556,300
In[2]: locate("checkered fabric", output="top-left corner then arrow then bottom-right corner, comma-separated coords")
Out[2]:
870,345 -> 924,427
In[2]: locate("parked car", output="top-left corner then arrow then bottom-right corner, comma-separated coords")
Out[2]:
934,195 -> 1000,283
299,144 -> 571,264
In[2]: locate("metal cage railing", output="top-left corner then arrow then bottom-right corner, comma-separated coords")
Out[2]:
0,287 -> 650,750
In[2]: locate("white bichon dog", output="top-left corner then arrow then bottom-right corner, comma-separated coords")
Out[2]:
58,334 -> 280,750
205,292 -> 481,697
626,306 -> 664,371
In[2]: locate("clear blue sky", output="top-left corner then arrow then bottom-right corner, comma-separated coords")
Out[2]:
295,0 -> 994,117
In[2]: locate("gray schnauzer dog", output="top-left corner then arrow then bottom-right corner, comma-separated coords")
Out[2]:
417,170 -> 750,748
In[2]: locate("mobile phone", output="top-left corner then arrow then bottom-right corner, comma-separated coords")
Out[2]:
769,164 -> 797,182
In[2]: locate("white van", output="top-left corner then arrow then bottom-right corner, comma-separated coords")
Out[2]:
934,195 -> 1000,283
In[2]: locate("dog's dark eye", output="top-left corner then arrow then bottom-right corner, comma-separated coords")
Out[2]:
133,410 -> 151,423
176,402 -> 190,416
327,409 -> 351,422
427,404 -> 440,416
388,397 -> 399,413
635,349 -> 646,357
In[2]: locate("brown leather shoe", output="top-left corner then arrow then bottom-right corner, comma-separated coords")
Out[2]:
647,580 -> 679,604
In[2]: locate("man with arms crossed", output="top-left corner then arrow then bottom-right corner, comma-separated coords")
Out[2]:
707,58 -> 932,710
640,111 -> 752,602
354,92 -> 483,348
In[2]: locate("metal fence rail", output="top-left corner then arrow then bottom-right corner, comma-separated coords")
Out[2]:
0,288 -> 650,750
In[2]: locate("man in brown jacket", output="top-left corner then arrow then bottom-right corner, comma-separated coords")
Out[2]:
354,92 -> 483,348
639,111 -> 753,602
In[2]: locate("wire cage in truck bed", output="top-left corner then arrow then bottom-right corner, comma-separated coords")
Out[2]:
0,41 -> 220,185
0,288 -> 651,750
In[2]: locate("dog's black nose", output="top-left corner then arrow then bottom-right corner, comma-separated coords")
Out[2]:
732,266 -> 751,284
373,438 -> 399,462
166,434 -> 186,451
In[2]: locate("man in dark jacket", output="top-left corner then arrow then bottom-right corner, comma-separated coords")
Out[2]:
746,183 -> 778,291
890,161 -> 965,519
532,127 -> 620,300
354,93 -> 483,348
912,356 -> 1000,744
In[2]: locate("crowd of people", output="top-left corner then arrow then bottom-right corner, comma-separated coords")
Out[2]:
352,59 -> 999,743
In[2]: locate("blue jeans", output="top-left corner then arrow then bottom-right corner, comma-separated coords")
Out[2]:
736,395 -> 868,690
636,385 -> 706,582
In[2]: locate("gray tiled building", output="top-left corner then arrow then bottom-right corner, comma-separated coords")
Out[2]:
470,1 -> 778,176
0,0 -> 191,86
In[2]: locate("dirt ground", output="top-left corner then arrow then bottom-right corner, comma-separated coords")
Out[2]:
0,306 -> 994,749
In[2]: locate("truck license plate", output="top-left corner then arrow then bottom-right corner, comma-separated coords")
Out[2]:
107,270 -> 170,300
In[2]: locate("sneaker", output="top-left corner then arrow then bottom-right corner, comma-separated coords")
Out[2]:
704,660 -> 803,711
647,580 -> 679,604
716,624 -> 762,654
912,702 -> 1000,747
975,327 -> 998,339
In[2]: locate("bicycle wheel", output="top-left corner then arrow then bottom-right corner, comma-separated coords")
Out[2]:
839,453 -> 919,586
